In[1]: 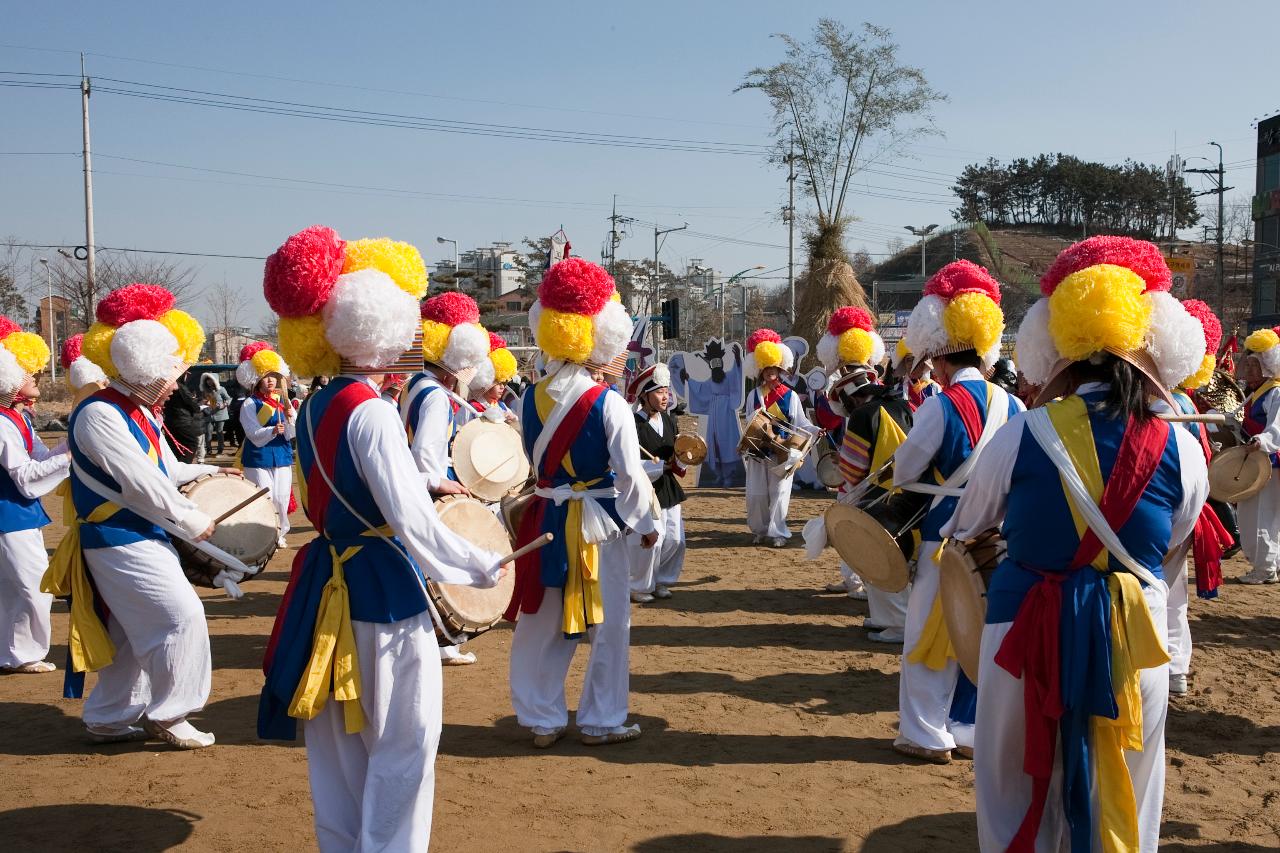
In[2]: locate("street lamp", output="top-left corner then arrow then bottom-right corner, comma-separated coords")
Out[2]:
436,236 -> 459,287
722,266 -> 765,338
905,224 -> 939,278
38,258 -> 55,382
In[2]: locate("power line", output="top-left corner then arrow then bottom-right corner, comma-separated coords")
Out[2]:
5,241 -> 265,260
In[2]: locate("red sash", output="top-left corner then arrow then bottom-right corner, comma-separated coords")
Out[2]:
761,383 -> 789,414
941,383 -> 984,447
95,387 -> 165,458
0,406 -> 33,453
505,382 -> 607,621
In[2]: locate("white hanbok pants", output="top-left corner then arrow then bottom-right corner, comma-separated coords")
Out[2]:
745,460 -> 793,539
304,610 -> 441,853
897,544 -> 969,750
1237,471 -> 1280,576
0,528 -> 54,668
628,504 -> 685,593
244,465 -> 291,539
510,537 -> 631,736
868,583 -> 910,631
82,539 -> 211,728
1165,551 -> 1193,677
975,582 -> 1169,852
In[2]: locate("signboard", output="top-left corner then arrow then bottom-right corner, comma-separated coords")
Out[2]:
1165,256 -> 1195,297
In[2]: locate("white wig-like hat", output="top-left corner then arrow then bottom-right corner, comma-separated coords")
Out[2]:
420,292 -> 490,385
59,333 -> 107,393
816,307 -> 886,373
469,330 -> 519,396
903,260 -> 1005,372
1014,236 -> 1205,404
743,328 -> 794,379
79,284 -> 205,403
626,362 -> 671,403
235,341 -> 291,390
528,257 -> 631,374
0,316 -> 52,406
1244,326 -> 1280,379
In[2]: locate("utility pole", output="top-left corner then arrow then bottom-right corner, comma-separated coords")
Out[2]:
1186,142 -> 1232,317
785,134 -> 796,329
652,222 -> 687,318
904,224 -> 939,279
80,53 -> 96,315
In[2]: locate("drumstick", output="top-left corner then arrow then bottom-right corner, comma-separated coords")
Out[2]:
499,532 -> 554,566
211,487 -> 271,525
1157,412 -> 1227,424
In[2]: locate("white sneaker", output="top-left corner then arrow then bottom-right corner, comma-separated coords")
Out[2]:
824,581 -> 849,593
868,629 -> 905,644
1239,567 -> 1279,585
751,534 -> 766,545
631,592 -> 655,604
277,536 -> 289,549
770,537 -> 787,548
848,587 -> 869,601
653,586 -> 672,599
1169,673 -> 1188,695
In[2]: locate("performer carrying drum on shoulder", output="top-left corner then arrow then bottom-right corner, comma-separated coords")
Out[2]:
258,228 -> 506,853
45,284 -> 233,748
891,261 -> 1023,764
743,328 -> 814,548
625,363 -> 687,604
943,236 -> 1209,851
1237,325 -> 1280,585
400,291 -> 494,666
505,258 -> 658,748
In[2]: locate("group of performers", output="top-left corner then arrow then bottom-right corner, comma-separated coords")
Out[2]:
1,225 -> 1277,853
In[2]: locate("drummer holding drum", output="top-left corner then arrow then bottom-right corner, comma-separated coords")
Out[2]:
625,363 -> 687,604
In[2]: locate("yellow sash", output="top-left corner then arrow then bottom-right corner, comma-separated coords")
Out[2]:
288,544 -> 366,734
1246,377 -> 1280,409
1046,395 -> 1171,852
39,481 -> 122,674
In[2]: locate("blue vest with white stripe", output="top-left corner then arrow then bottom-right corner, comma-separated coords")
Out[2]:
68,395 -> 168,548
241,398 -> 293,469
403,372 -> 459,480
986,391 -> 1184,624
0,412 -> 51,533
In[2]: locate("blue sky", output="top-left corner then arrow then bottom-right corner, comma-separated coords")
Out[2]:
2,0 -> 1274,327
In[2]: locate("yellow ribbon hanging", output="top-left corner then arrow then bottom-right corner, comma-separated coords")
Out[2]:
39,481 -> 121,675
1092,572 -> 1171,853
907,593 -> 956,670
288,545 -> 366,734
561,482 -> 605,637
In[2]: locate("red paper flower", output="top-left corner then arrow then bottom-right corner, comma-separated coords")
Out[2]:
60,333 -> 84,369
96,283 -> 176,326
0,316 -> 19,341
239,341 -> 272,362
827,306 -> 874,335
746,328 -> 782,353
537,257 -> 615,315
925,260 -> 1002,304
1181,299 -> 1222,354
1040,236 -> 1171,296
488,331 -> 507,351
420,291 -> 480,325
263,225 -> 347,317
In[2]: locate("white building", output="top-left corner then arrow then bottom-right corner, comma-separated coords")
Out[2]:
434,242 -> 525,299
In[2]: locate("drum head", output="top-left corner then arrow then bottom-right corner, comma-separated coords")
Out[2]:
674,433 -> 707,466
176,473 -> 278,587
1209,445 -> 1272,502
816,452 -> 843,488
823,503 -> 909,593
939,539 -> 991,684
452,419 -> 531,503
432,496 -> 515,632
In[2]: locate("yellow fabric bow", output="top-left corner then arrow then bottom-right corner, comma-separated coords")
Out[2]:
288,545 -> 365,734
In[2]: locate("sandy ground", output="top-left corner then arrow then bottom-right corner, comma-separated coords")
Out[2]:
1,472 -> 1278,852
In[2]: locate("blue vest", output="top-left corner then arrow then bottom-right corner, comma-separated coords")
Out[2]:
1171,390 -> 1201,440
68,394 -> 169,548
0,411 -> 52,533
241,398 -> 293,469
920,380 -> 1018,541
520,379 -> 620,588
403,373 -> 459,480
987,392 -> 1185,624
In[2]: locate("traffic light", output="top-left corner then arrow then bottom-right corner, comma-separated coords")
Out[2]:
660,298 -> 680,340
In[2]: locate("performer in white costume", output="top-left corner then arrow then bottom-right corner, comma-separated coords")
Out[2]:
0,319 -> 70,674
258,227 -> 506,853
506,257 -> 658,748
44,283 -> 230,748
742,328 -> 813,547
625,363 -> 687,603
235,341 -> 295,548
1237,325 -> 1280,585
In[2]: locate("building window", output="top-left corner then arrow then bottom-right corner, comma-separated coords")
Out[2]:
1259,272 -> 1278,317
1264,154 -> 1280,194
1262,216 -> 1280,256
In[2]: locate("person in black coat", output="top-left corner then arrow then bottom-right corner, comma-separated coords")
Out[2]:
163,370 -> 205,463
624,364 -> 687,604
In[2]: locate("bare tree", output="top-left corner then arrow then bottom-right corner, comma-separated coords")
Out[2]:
202,280 -> 255,362
46,251 -> 199,328
737,20 -> 945,347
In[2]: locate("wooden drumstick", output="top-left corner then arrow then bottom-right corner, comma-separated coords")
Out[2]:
211,488 -> 270,525
498,532 -> 554,566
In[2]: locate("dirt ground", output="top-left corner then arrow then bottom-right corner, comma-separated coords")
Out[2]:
1,476 -> 1278,852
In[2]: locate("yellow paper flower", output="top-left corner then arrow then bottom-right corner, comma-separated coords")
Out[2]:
1182,353 -> 1215,391
1048,264 -> 1149,361
491,347 -> 518,384
1245,328 -> 1279,353
538,308 -> 594,363
342,238 -> 428,300
251,349 -> 285,377
157,309 -> 205,363
753,339 -> 786,370
943,293 -> 1004,356
81,322 -> 118,377
280,314 -> 341,377
837,328 -> 874,366
2,332 -> 51,375
421,319 -> 452,365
